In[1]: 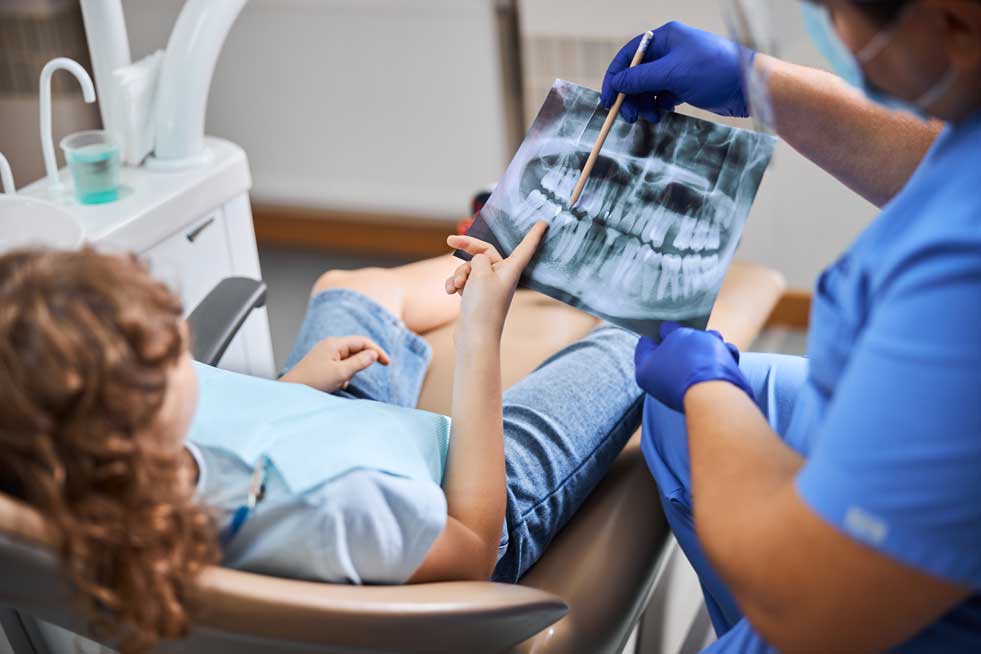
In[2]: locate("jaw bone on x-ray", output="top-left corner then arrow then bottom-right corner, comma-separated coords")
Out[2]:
463,80 -> 775,337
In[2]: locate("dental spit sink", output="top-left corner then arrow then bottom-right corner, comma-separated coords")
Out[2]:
0,195 -> 85,253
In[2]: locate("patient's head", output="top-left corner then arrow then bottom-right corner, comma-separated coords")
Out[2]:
0,247 -> 217,653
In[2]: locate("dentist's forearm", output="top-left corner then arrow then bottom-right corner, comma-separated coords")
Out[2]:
443,330 -> 506,570
684,382 -> 804,616
756,54 -> 942,208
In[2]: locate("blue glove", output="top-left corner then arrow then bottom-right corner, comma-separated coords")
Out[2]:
601,21 -> 754,124
634,322 -> 754,413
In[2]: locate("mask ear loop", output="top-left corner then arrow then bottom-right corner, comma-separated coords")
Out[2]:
854,24 -> 895,64
914,67 -> 958,112
854,3 -> 957,112
855,3 -> 919,64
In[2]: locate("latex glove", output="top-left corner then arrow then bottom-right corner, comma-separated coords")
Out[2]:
601,21 -> 754,124
634,321 -> 753,413
445,222 -> 548,341
280,336 -> 390,393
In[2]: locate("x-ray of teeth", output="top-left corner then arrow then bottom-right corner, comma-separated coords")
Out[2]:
460,80 -> 775,337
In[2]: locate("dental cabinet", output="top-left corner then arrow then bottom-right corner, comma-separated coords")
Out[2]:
18,137 -> 276,379
2,0 -> 275,380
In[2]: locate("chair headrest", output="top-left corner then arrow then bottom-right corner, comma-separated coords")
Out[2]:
0,492 -> 55,547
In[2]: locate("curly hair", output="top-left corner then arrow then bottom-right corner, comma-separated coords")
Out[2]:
0,248 -> 219,653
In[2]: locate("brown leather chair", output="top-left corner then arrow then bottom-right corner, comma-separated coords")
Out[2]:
0,262 -> 784,654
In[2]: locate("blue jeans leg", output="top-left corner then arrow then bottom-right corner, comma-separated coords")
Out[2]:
639,352 -> 810,637
492,324 -> 645,582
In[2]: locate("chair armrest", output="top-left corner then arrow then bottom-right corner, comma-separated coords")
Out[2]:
187,278 -> 267,366
170,569 -> 567,654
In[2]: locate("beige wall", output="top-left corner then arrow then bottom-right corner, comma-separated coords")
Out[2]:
123,0 -> 519,220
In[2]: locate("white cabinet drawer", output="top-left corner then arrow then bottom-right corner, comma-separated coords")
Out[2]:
142,210 -> 233,317
138,198 -> 274,378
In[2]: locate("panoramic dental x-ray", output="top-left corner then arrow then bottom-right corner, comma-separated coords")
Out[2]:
463,80 -> 775,337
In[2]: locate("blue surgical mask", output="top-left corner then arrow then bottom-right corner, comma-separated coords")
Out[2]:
800,2 -> 956,118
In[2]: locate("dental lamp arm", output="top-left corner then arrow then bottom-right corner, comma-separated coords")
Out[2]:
754,54 -> 942,208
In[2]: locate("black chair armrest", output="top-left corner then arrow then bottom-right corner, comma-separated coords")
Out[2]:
187,278 -> 267,366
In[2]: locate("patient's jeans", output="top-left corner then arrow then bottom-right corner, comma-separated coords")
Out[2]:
492,324 -> 645,582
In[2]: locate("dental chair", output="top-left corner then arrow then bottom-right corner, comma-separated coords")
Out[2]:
0,263 -> 784,654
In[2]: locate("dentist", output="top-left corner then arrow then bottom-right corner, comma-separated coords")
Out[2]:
603,1 -> 981,652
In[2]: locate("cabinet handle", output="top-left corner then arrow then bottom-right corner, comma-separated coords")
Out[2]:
186,217 -> 216,243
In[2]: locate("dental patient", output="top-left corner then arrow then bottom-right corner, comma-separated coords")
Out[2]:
0,222 -> 643,651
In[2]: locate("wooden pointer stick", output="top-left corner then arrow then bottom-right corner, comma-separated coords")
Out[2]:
569,30 -> 654,208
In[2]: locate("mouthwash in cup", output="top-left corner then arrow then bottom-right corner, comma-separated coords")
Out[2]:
60,130 -> 120,205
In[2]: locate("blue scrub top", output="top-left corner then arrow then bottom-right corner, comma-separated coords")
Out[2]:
788,114 -> 981,651
641,113 -> 981,654
672,113 -> 981,652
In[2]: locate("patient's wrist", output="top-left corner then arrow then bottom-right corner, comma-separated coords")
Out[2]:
454,326 -> 501,356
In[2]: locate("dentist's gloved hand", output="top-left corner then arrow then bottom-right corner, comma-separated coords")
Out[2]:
601,21 -> 754,124
634,322 -> 754,413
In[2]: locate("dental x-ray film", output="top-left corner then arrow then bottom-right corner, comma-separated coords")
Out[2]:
462,80 -> 775,337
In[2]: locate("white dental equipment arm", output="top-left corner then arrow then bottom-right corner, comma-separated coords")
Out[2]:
0,153 -> 15,194
40,58 -> 97,188
79,0 -> 131,142
80,0 -> 249,169
153,0 -> 248,166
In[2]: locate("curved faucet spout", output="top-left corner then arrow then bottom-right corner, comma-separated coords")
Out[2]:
40,58 -> 97,187
153,0 -> 249,166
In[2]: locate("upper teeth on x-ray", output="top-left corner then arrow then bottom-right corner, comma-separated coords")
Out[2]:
462,80 -> 775,336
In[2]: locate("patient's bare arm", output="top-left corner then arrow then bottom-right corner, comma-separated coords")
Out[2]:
409,223 -> 548,583
757,55 -> 942,207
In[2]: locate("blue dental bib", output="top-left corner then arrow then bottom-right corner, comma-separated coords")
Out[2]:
186,362 -> 451,494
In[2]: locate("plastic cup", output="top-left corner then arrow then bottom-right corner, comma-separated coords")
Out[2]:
60,130 -> 120,205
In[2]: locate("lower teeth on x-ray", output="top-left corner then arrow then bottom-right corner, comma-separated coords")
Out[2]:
462,80 -> 775,337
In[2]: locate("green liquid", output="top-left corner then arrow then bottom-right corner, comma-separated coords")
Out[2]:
66,144 -> 120,205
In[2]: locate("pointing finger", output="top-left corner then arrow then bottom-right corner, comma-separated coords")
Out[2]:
504,221 -> 548,273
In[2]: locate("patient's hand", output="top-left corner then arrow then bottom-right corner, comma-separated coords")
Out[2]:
445,222 -> 547,342
279,336 -> 390,393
